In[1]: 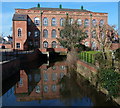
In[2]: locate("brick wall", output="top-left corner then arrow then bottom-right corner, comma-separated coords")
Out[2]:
77,60 -> 98,86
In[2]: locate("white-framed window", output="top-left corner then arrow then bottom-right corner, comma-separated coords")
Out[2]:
92,19 -> 97,27
60,18 -> 64,26
69,18 -> 74,25
60,73 -> 64,79
43,17 -> 48,26
43,73 -> 48,82
43,29 -> 48,38
84,19 -> 89,27
51,85 -> 57,92
52,41 -> 57,48
16,43 -> 20,48
18,28 -> 22,37
52,29 -> 56,38
51,18 -> 56,26
44,85 -> 48,93
100,19 -> 104,26
43,41 -> 48,48
28,31 -> 31,37
92,30 -> 96,38
60,66 -> 66,70
77,19 -> 82,26
84,41 -> 89,47
91,41 -> 96,49
27,18 -> 31,25
34,30 -> 39,37
35,86 -> 40,93
52,73 -> 57,81
34,17 -> 40,25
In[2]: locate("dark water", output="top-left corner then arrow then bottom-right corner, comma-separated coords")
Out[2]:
1,57 -> 120,107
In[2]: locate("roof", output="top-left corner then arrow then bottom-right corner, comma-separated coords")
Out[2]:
12,14 -> 27,21
28,7 -> 91,13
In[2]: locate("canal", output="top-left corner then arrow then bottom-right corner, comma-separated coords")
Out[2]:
1,57 -> 119,107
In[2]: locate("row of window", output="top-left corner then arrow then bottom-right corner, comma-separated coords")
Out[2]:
84,41 -> 97,49
28,17 -> 104,27
43,72 -> 64,82
35,84 -> 58,93
16,41 -> 58,48
18,29 -> 100,38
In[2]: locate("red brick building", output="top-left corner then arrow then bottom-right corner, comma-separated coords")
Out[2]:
12,4 -> 108,51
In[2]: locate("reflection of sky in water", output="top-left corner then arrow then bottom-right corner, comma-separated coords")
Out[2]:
2,87 -> 93,106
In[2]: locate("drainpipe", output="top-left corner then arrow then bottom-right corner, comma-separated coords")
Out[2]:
40,11 -> 43,49
90,13 -> 92,48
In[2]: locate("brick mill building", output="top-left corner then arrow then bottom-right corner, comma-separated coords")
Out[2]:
12,4 -> 108,51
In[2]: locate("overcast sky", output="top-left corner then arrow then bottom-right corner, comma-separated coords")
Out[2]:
0,1 -> 119,36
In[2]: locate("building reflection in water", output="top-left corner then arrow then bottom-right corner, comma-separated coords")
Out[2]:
14,60 -> 67,102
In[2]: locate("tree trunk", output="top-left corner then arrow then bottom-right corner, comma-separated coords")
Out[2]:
66,48 -> 78,69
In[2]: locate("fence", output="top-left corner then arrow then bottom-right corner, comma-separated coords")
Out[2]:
1,50 -> 34,62
79,51 -> 96,65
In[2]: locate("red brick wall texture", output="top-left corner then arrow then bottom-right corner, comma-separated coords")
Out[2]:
13,7 -> 108,51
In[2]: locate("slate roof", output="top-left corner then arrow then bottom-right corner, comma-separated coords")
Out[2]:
12,14 -> 27,21
29,7 -> 91,12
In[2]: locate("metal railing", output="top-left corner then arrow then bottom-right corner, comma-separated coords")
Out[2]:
79,52 -> 95,65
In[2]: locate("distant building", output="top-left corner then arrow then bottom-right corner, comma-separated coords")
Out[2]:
13,4 -> 118,51
0,35 -> 12,49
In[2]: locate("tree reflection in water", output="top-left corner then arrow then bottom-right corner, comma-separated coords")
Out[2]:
58,66 -> 118,107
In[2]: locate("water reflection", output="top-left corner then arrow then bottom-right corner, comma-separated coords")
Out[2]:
15,60 -> 67,102
2,58 -> 120,107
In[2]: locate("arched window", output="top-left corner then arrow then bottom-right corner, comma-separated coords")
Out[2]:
60,73 -> 64,79
43,17 -> 48,26
69,18 -> 74,25
34,30 -> 39,37
77,19 -> 82,26
85,30 -> 89,36
60,18 -> 64,26
92,19 -> 97,27
51,18 -> 56,26
43,29 -> 48,38
51,85 -> 57,92
35,86 -> 40,93
52,73 -> 57,81
52,29 -> 56,38
84,42 -> 89,47
28,31 -> 31,37
92,30 -> 96,38
18,28 -> 22,37
84,19 -> 89,27
44,85 -> 48,93
100,19 -> 104,26
91,41 -> 96,49
34,17 -> 40,25
27,18 -> 31,25
43,41 -> 48,48
52,41 -> 57,48
43,73 -> 48,82
60,30 -> 64,38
